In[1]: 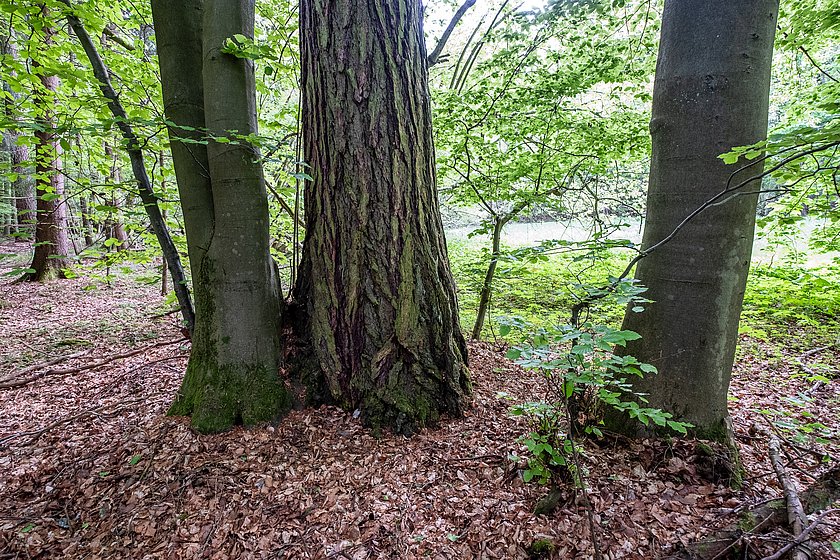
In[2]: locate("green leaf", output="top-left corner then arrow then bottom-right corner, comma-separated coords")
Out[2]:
128,454 -> 142,466
720,152 -> 739,164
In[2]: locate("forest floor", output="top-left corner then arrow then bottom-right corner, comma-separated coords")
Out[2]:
0,240 -> 838,559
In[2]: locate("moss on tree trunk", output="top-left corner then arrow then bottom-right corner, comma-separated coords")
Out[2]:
293,0 -> 471,434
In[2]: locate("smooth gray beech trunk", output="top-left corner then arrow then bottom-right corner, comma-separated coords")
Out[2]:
293,0 -> 471,434
605,0 -> 779,441
153,0 -> 291,433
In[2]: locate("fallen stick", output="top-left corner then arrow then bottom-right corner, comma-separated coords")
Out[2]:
768,436 -> 809,560
0,350 -> 88,381
664,466 -> 840,559
0,337 -> 187,390
0,398 -> 145,449
760,508 -> 839,560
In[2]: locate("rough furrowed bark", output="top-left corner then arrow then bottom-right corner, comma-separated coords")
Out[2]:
167,0 -> 291,433
605,0 -> 779,441
26,12 -> 71,282
294,0 -> 471,435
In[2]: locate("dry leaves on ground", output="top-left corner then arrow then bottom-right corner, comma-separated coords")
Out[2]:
0,242 -> 837,559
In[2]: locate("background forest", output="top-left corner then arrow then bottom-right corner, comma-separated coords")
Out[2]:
0,0 -> 838,558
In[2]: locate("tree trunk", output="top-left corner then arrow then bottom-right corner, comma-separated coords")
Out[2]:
605,0 -> 779,441
1,27 -> 34,241
150,0 -> 213,279
12,142 -> 35,241
472,216 -> 507,340
79,194 -> 94,247
154,0 -> 292,433
293,0 -> 471,434
26,12 -> 71,282
103,141 -> 128,245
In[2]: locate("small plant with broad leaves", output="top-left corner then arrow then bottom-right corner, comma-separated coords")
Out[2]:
501,279 -> 692,490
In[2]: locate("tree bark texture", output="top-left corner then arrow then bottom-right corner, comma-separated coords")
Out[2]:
26,14 -> 71,282
1,30 -> 35,240
295,0 -> 471,434
150,0 -> 213,279
154,0 -> 292,433
605,0 -> 779,440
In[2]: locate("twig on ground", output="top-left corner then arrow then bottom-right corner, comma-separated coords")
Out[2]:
0,337 -> 187,390
762,415 -> 833,464
0,399 -> 145,450
768,436 -> 809,560
760,508 -> 839,560
0,350 -> 88,381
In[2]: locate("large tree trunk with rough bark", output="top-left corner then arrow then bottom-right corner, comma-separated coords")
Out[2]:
26,14 -> 71,281
154,0 -> 292,433
293,0 -> 471,434
605,0 -> 779,441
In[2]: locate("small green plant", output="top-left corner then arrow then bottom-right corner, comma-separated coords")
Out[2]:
502,280 -> 691,490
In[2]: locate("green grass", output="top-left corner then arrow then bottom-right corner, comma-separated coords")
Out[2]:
449,239 -> 840,347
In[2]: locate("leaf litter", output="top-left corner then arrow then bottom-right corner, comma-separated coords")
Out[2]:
0,243 -> 837,559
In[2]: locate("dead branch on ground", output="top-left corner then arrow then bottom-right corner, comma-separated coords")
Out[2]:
0,337 -> 187,390
768,436 -> 809,560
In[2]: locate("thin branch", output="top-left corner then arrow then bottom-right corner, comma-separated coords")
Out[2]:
759,508 -> 838,560
428,0 -> 477,66
571,141 -> 840,324
0,337 -> 186,390
0,399 -> 145,449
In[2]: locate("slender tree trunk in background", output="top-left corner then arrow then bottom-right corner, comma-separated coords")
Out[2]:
102,141 -> 128,245
79,194 -> 94,247
12,143 -> 35,240
293,0 -> 471,434
155,0 -> 291,433
605,0 -> 779,442
62,3 -> 195,330
26,13 -> 71,281
2,27 -> 35,240
472,216 -> 508,340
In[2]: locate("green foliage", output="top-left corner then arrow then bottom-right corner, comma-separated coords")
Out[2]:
741,263 -> 840,344
500,280 -> 690,487
449,238 -> 635,336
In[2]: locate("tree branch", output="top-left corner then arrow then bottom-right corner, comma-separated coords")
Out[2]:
428,0 -> 477,66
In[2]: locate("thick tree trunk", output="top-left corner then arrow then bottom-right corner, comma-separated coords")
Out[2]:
294,0 -> 471,434
26,15 -> 71,282
605,0 -> 779,441
150,0 -> 213,278
156,0 -> 292,433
